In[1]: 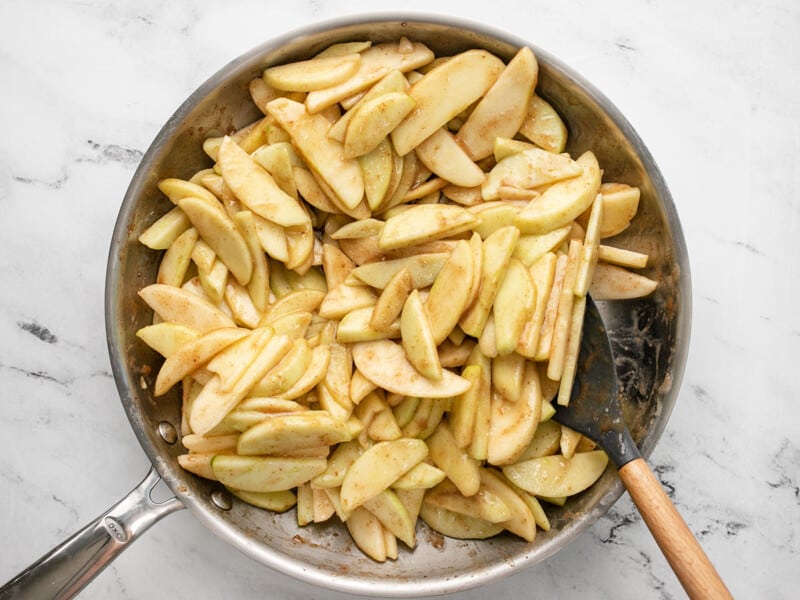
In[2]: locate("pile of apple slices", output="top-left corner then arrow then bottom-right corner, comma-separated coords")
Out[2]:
135,37 -> 656,561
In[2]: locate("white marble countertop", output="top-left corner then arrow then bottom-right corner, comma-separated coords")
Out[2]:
1,1 -> 798,598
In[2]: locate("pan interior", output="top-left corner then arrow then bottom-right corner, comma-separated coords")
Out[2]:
105,15 -> 690,597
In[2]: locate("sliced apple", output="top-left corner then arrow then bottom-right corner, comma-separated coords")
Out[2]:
427,423 -> 481,497
518,94 -> 568,154
482,147 -> 582,201
425,478 -> 512,523
479,468 -> 537,542
400,289 -> 441,381
351,252 -> 449,289
311,440 -> 363,488
513,225 -> 572,267
344,92 -> 416,158
346,506 -> 388,562
211,454 -> 327,493
340,438 -> 428,511
139,284 -> 235,332
467,346 -> 493,462
278,343 -> 331,400
217,136 -> 309,229
359,137 -> 395,210
136,322 -> 199,358
318,283 -> 377,320
516,252 -> 557,358
423,240 -> 475,346
229,488 -> 297,513
352,340 -> 470,398
263,53 -> 361,91
419,500 -> 503,540
414,127 -> 485,188
391,462 -> 446,490
493,258 -> 536,356
370,267 -> 413,332
251,338 -> 312,396
449,364 -> 481,449
363,489 -> 417,548
305,39 -> 435,113
597,245 -> 649,269
589,262 -> 658,300
455,46 -> 538,161
391,49 -> 505,156
236,411 -> 351,456
337,306 -> 400,343
158,177 -> 221,207
177,453 -> 217,480
487,361 -> 542,466
503,450 -> 609,497
378,204 -> 478,251
139,206 -> 192,250
515,151 -> 601,234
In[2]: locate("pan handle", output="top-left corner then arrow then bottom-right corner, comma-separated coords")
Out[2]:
0,468 -> 184,600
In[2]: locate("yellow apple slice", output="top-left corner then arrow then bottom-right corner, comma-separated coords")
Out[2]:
177,453 -> 217,480
493,258 -> 536,356
502,450 -> 609,497
487,361 -> 542,466
181,432 -> 238,454
491,352 -> 525,403
534,253 -> 568,361
178,197 -> 252,286
262,288 -> 326,324
251,338 -> 312,396
154,327 -> 248,396
515,151 -> 601,234
359,137 -> 395,210
263,53 -> 361,91
516,419 -> 562,462
591,183 -> 641,238
318,283 -> 377,320
136,322 -> 199,358
378,204 -> 478,251
424,240 -> 475,345
469,202 -> 520,240
370,267 -> 413,332
346,506 -> 388,562
597,245 -> 649,269
329,69 -> 409,142
414,127 -> 485,188
278,343 -> 331,400
236,411 -> 351,456
205,327 -> 272,393
547,239 -> 583,381
391,462 -> 446,490
492,137 -> 537,162
351,252 -> 449,289
232,211 -> 270,311
251,142 -> 299,200
217,136 -> 309,229
518,94 -> 568,154
337,307 -> 400,343
341,438 -> 428,511
589,263 -> 658,300
427,423 -> 481,497
211,454 -> 327,493
479,468 -> 537,542
158,177 -> 221,208
330,218 -> 384,241
229,488 -> 297,513
362,489 -> 417,548
139,206 -> 192,250
459,225 -> 520,337
400,289 -> 441,381
189,333 -> 292,434
223,279 -> 262,329
391,49 -> 505,156
352,340 -> 470,398
266,97 -> 364,210
314,40 -> 371,58
516,252 -> 557,358
574,195 -> 604,298
311,440 -> 363,488
468,346 -> 492,462
449,365 -> 481,449
482,147 -> 582,202
425,478 -> 512,524
343,92 -> 416,158
139,284 -> 235,332
305,39 -> 434,113
419,500 -> 503,540
512,225 -> 572,267
455,46 -> 538,161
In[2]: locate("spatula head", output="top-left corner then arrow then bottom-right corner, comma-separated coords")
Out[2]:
553,296 -> 641,467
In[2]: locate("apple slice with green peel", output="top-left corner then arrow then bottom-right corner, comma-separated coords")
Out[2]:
178,197 -> 252,286
516,418 -> 562,462
419,499 -> 503,540
363,489 -> 417,548
329,69 -> 409,142
493,258 -> 536,356
211,454 -> 327,493
482,147 -> 582,202
136,322 -> 199,358
459,225 -> 520,338
352,340 -> 471,398
515,151 -> 601,234
306,40 -> 434,113
455,46 -> 538,161
263,53 -> 361,91
217,136 -> 310,229
340,438 -> 428,511
351,252 -> 449,289
400,289 -> 441,381
266,97 -> 364,211
378,204 -> 478,251
139,284 -> 235,332
391,49 -> 505,156
518,94 -> 568,154
359,138 -> 395,211
311,440 -> 363,489
278,343 -> 331,400
138,206 -> 192,250
343,92 -> 416,158
487,361 -> 542,466
177,453 -> 217,480
427,423 -> 481,497
236,411 -> 351,456
251,338 -> 312,396
424,240 -> 474,346
414,127 -> 485,188
154,327 -> 248,396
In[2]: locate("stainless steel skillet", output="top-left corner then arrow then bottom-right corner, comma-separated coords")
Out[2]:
0,14 -> 691,599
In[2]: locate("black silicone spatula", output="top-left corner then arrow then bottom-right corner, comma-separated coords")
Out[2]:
553,296 -> 732,600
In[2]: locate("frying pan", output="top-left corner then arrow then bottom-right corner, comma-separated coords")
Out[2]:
0,14 -> 691,599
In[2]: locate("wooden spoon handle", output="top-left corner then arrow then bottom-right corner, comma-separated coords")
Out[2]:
618,458 -> 733,599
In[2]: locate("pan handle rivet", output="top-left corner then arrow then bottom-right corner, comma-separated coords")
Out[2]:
157,421 -> 178,445
211,489 -> 233,511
